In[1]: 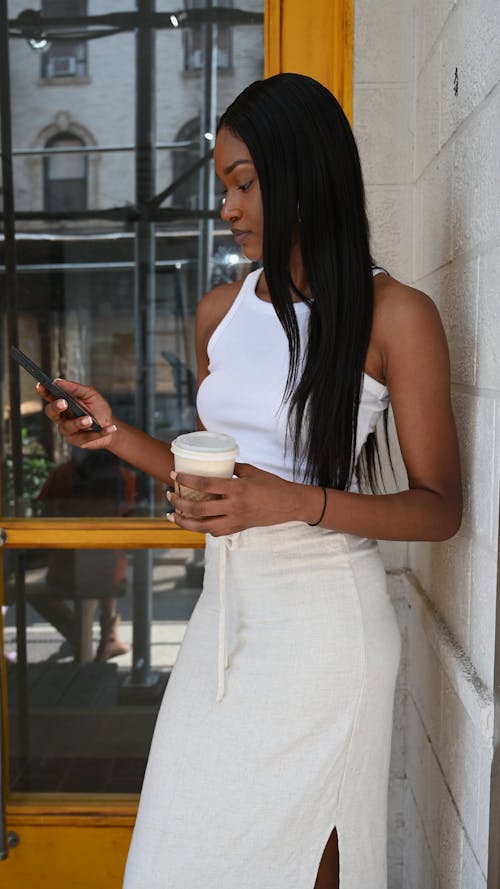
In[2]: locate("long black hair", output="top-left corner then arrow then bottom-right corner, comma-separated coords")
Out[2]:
218,73 -> 384,491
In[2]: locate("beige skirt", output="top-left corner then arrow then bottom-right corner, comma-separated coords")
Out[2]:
123,522 -> 401,889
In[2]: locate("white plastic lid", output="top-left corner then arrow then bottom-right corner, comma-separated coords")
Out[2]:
171,431 -> 239,461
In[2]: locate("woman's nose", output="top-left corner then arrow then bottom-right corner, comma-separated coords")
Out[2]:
220,194 -> 240,223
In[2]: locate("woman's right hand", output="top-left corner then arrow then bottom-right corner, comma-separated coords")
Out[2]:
37,378 -> 118,450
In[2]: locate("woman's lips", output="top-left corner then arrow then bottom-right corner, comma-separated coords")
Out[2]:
231,229 -> 251,244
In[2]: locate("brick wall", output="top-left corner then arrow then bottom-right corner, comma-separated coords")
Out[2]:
355,1 -> 499,887
353,2 -> 412,886
407,0 -> 499,886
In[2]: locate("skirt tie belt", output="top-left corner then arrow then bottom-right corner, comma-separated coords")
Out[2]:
216,533 -> 239,702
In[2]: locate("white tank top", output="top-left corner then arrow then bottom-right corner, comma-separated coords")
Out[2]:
197,267 -> 389,488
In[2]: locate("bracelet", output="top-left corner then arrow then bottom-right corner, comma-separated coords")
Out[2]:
307,486 -> 328,526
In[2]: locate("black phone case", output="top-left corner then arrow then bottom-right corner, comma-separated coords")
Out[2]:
10,346 -> 102,433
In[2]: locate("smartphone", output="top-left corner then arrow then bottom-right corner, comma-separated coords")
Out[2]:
11,346 -> 102,433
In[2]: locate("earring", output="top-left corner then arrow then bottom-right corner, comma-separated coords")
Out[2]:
297,200 -> 302,223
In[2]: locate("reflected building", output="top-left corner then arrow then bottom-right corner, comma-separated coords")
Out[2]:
0,0 -> 265,796
2,0 -> 264,500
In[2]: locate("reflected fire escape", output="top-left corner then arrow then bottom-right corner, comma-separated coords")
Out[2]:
0,0 -> 264,802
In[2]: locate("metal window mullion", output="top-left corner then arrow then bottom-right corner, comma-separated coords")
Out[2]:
131,0 -> 157,691
0,0 -> 28,860
197,0 -> 217,300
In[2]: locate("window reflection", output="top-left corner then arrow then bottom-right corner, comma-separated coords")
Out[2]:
183,0 -> 233,71
41,0 -> 88,81
3,544 -> 202,792
2,0 -> 264,796
44,132 -> 88,212
4,2 -> 263,521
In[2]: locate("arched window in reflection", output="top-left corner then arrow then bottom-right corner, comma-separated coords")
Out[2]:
44,132 -> 88,213
171,117 -> 221,211
172,118 -> 199,210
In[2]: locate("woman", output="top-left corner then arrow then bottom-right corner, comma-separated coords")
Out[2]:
39,75 -> 462,889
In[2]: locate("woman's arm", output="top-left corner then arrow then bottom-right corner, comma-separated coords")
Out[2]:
38,279 -> 242,484
168,280 -> 462,541
298,279 -> 462,540
39,380 -> 175,484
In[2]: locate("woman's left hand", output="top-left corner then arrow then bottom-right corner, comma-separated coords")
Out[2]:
166,463 -> 302,536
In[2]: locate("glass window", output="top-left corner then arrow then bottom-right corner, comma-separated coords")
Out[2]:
2,0 -> 264,799
184,0 -> 232,71
44,132 -> 88,212
4,545 -> 203,792
41,0 -> 88,80
171,116 -> 223,210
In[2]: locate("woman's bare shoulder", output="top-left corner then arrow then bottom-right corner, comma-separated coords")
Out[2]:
373,273 -> 442,345
374,272 -> 438,317
372,273 -> 448,383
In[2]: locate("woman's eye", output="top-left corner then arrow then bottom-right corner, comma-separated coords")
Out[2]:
238,180 -> 253,193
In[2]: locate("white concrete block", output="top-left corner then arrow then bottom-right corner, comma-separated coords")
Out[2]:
388,774 -> 407,873
355,87 -> 410,185
452,90 -> 500,257
415,256 -> 479,386
412,528 -> 472,657
390,582 -> 410,695
403,863 -> 414,889
391,688 -> 408,780
461,836 -> 487,889
405,572 -> 494,748
406,695 -> 429,807
354,0 -> 411,84
408,617 -> 443,744
414,145 -> 453,278
388,859 -> 403,889
495,403 -> 500,551
405,786 -> 438,888
440,0 -> 500,146
408,540 -> 432,589
426,743 -> 445,865
418,0 -> 456,71
366,187 -> 412,282
437,784 -> 464,889
442,256 -> 479,387
476,742 -> 493,877
380,540 -> 409,571
469,540 -> 497,690
452,391 -> 496,545
439,672 -> 480,844
415,42 -> 441,178
476,248 -> 500,391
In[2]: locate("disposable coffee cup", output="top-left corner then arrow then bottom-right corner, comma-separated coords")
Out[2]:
170,431 -> 239,502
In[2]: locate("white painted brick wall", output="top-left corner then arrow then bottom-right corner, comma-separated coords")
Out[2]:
354,4 -> 412,887
408,0 -> 498,885
356,1 -> 499,887
439,0 -> 500,147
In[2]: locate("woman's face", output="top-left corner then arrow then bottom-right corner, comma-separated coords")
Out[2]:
214,128 -> 263,261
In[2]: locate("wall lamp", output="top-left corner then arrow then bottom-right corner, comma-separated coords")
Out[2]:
16,9 -> 51,53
